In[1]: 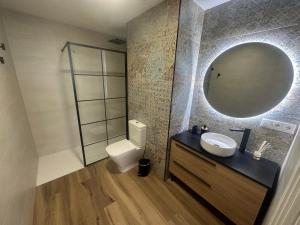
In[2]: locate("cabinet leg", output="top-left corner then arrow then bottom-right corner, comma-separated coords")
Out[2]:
170,174 -> 174,181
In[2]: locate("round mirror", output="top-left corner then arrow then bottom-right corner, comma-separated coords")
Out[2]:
203,43 -> 294,118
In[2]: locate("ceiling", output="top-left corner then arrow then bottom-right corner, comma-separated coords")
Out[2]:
0,0 -> 164,38
0,0 -> 230,38
194,0 -> 231,10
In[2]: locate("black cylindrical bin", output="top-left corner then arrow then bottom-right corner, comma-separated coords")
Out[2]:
138,158 -> 151,177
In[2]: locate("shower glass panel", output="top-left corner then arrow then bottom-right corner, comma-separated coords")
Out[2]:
104,77 -> 126,98
108,135 -> 127,145
72,46 -> 102,75
106,98 -> 126,119
64,42 -> 127,166
107,117 -> 127,139
81,121 -> 107,145
84,141 -> 108,164
75,76 -> 104,100
78,100 -> 106,124
102,50 -> 126,75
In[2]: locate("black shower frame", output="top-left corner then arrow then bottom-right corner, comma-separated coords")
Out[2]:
61,41 -> 129,167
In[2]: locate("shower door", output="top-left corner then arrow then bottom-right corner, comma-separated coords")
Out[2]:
65,42 -> 127,166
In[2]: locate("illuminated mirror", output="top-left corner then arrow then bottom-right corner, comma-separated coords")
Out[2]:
203,43 -> 294,118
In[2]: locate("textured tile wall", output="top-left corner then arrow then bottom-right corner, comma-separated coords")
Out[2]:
190,0 -> 300,165
0,13 -> 38,225
127,0 -> 180,178
169,0 -> 205,137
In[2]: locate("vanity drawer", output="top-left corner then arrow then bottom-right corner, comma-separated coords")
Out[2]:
212,165 -> 268,225
169,160 -> 214,202
171,141 -> 216,183
169,140 -> 268,225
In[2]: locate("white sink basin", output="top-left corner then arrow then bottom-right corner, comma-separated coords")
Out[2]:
200,132 -> 237,157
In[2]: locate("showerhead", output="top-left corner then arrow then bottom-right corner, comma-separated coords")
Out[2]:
109,38 -> 126,45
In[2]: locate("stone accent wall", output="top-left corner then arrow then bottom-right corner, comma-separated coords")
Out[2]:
127,0 -> 180,178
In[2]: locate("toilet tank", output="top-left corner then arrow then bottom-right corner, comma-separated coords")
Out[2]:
129,120 -> 146,149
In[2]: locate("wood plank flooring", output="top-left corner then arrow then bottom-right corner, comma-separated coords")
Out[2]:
33,159 -> 224,225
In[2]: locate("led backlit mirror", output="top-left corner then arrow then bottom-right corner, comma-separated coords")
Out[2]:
203,43 -> 294,118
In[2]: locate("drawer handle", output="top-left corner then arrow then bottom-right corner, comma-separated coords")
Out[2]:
173,161 -> 212,189
175,143 -> 216,167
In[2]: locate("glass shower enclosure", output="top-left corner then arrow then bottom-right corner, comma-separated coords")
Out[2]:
62,42 -> 127,166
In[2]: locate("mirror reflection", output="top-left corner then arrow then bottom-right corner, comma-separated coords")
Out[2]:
204,43 -> 294,118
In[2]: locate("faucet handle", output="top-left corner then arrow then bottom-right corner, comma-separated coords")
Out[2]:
229,128 -> 245,132
229,128 -> 251,153
229,128 -> 251,132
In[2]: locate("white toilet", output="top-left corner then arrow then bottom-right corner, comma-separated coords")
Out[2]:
106,120 -> 146,173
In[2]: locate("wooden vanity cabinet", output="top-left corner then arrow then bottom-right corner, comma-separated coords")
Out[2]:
169,140 -> 268,225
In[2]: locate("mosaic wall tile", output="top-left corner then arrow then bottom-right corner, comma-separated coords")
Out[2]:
127,0 -> 180,178
127,3 -> 167,49
190,0 -> 300,165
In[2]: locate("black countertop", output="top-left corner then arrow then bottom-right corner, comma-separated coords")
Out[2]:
171,131 -> 280,189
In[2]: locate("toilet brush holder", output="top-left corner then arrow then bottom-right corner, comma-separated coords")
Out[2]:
138,158 -> 151,177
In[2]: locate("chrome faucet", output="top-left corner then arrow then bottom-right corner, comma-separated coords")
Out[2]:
229,128 -> 251,153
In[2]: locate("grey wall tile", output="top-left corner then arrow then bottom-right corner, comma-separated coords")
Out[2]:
202,0 -> 300,42
178,0 -> 205,43
169,0 -> 204,137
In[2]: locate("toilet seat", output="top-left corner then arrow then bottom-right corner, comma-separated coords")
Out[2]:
106,139 -> 138,157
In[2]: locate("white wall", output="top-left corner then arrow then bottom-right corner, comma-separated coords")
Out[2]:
263,128 -> 300,225
0,11 -> 38,225
2,9 -> 126,157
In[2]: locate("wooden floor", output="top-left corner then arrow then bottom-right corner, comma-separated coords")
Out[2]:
33,159 -> 224,225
